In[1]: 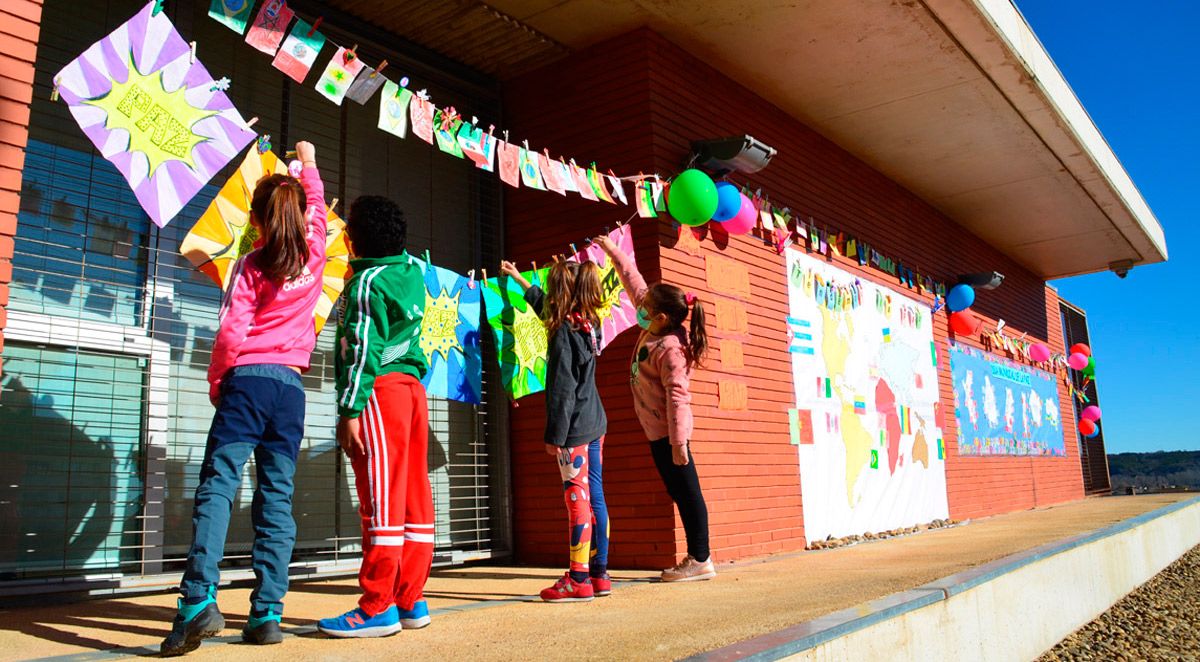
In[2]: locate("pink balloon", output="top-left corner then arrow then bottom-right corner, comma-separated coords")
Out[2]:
717,193 -> 756,235
1081,405 -> 1101,422
1029,343 -> 1051,362
1068,352 -> 1089,371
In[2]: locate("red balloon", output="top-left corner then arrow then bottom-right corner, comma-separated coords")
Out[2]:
1069,343 -> 1091,357
1078,419 -> 1097,436
948,311 -> 981,336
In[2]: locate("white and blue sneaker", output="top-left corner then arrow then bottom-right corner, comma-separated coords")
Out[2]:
397,600 -> 430,629
317,605 -> 402,638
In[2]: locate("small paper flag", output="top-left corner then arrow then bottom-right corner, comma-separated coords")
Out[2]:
409,95 -> 434,144
209,0 -> 255,34
518,148 -> 546,190
607,174 -> 628,205
245,0 -> 293,55
539,153 -> 567,195
434,109 -> 464,158
377,80 -> 413,138
635,179 -> 657,218
458,123 -> 496,171
587,167 -> 614,203
555,159 -> 577,192
497,141 -> 520,188
571,164 -> 597,201
344,66 -> 387,104
315,47 -> 365,105
272,17 -> 324,83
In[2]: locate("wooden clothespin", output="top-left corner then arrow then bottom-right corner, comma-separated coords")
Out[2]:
522,139 -> 530,150
531,261 -> 538,272
467,269 -> 476,289
307,17 -> 323,37
373,60 -> 388,77
189,41 -> 197,64
151,0 -> 165,16
246,116 -> 259,128
50,80 -> 60,102
423,248 -> 431,264
569,243 -> 577,255
329,198 -> 339,213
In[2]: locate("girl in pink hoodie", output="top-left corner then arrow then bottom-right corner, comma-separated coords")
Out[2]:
162,141 -> 328,656
595,233 -> 717,583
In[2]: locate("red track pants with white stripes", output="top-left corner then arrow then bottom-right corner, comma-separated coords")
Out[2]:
349,373 -> 434,615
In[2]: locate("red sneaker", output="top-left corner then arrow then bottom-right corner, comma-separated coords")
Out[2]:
591,574 -> 612,597
539,573 -> 594,603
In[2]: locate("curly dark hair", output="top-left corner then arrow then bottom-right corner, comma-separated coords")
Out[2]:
347,195 -> 407,258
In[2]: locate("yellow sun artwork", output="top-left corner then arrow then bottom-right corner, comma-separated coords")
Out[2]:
84,53 -> 216,177
420,287 -> 464,363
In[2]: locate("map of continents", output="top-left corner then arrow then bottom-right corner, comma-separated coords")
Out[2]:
786,250 -> 948,543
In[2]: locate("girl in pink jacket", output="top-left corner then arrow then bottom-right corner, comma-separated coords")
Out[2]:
594,233 -> 716,583
162,141 -> 327,656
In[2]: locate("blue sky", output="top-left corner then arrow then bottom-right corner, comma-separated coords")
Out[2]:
1017,2 -> 1199,453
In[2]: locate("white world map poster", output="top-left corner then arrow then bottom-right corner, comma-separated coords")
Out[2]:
785,250 -> 949,543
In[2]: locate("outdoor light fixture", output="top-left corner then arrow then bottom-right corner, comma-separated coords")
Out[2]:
690,135 -> 776,175
957,271 -> 1005,290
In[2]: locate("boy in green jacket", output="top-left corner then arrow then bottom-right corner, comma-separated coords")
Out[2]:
318,196 -> 432,638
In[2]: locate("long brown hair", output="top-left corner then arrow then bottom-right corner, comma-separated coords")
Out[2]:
646,283 -> 708,370
541,260 -> 604,337
249,173 -> 309,282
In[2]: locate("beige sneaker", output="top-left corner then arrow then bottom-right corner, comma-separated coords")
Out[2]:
661,555 -> 716,582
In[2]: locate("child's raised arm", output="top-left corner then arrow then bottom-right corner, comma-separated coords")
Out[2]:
294,141 -> 328,241
499,260 -> 532,291
594,230 -> 647,307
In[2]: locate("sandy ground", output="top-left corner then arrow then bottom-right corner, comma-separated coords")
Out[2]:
0,494 -> 1191,662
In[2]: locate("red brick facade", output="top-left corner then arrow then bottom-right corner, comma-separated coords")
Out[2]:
504,30 -> 1083,568
0,0 -> 43,376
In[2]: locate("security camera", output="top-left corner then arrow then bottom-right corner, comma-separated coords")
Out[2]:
691,135 -> 777,175
957,271 -> 1005,290
1109,260 -> 1134,279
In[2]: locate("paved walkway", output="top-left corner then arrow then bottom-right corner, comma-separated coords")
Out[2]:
0,494 -> 1191,661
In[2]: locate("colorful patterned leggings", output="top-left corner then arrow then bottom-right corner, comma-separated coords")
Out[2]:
556,437 -> 609,575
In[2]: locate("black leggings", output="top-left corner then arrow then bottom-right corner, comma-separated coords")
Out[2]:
649,437 -> 710,562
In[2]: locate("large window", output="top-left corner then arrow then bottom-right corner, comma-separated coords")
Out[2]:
0,0 -> 507,586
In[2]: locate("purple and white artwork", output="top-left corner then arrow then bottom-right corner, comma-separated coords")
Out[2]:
54,2 -> 257,227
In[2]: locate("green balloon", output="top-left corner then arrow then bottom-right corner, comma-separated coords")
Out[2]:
667,169 -> 718,226
1083,356 -> 1096,377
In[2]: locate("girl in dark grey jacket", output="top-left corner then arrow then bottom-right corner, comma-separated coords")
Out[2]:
500,258 -> 611,603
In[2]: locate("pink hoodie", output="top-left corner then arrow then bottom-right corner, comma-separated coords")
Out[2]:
608,245 -> 695,446
207,166 -> 328,401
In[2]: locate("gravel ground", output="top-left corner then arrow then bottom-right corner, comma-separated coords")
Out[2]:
1039,544 -> 1200,661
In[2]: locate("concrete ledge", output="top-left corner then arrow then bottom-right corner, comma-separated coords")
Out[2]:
691,495 -> 1200,661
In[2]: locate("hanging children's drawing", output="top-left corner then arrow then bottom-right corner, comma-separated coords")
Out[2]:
573,224 -> 638,351
482,267 -> 550,399
410,259 -> 484,405
53,1 -> 257,228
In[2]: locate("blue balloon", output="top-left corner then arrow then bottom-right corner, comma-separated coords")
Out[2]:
946,284 -> 976,312
1085,426 -> 1100,439
711,182 -> 743,222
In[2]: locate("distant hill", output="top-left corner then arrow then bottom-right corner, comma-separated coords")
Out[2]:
1108,451 -> 1200,491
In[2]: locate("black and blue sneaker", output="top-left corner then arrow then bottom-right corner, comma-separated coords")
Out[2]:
397,600 -> 430,629
242,608 -> 284,645
160,586 -> 225,657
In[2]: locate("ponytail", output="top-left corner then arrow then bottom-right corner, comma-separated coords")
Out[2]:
688,299 -> 708,370
250,173 -> 308,282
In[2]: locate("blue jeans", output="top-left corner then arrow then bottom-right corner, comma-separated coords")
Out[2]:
180,365 -> 305,615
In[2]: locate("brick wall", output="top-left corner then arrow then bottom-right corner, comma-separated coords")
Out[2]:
0,0 -> 43,378
504,29 -> 1084,568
